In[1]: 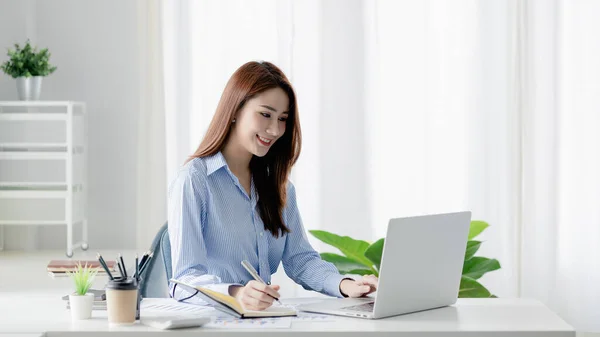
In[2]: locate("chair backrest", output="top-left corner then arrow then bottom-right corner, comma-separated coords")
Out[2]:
139,222 -> 172,298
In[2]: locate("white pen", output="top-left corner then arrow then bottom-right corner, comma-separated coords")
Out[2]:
241,260 -> 281,303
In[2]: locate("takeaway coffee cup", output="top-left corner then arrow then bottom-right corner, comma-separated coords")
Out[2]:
105,277 -> 138,325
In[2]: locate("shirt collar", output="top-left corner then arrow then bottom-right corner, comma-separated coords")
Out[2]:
205,151 -> 260,205
205,151 -> 228,176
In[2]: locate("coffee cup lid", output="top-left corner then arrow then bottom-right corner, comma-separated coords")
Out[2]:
106,277 -> 138,290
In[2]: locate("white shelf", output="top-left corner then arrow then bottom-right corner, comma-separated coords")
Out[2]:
0,190 -> 68,199
0,142 -> 68,149
0,182 -> 84,189
0,144 -> 84,154
0,184 -> 84,195
0,182 -> 83,191
0,100 -> 88,257
0,220 -> 84,226
0,101 -> 83,107
0,113 -> 68,121
0,182 -> 66,188
0,152 -> 67,160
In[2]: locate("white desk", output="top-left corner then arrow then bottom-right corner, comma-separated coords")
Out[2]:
0,293 -> 574,337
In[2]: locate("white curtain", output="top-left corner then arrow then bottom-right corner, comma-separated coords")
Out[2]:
520,0 -> 600,332
365,0 -> 521,299
160,0 -> 600,331
136,0 -> 167,249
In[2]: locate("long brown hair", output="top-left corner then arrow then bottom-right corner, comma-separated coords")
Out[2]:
187,61 -> 301,238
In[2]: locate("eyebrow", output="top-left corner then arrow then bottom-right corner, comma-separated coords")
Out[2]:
260,105 -> 289,114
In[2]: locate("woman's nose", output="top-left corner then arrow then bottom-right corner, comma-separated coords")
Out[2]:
266,120 -> 280,137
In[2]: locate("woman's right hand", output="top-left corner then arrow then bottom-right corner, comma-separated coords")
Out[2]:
229,280 -> 281,311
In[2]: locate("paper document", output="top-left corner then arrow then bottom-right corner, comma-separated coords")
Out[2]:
275,302 -> 335,321
140,298 -> 334,325
293,312 -> 335,322
205,317 -> 292,329
141,298 -> 215,315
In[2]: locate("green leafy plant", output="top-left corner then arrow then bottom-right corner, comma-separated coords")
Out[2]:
310,220 -> 501,298
67,263 -> 98,296
1,39 -> 57,78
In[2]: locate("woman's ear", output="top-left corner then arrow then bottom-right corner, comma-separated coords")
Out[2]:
232,112 -> 240,124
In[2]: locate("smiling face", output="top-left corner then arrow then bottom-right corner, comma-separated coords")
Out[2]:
230,87 -> 290,158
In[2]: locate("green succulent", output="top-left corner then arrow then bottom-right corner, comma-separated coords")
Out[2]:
1,39 -> 57,78
310,220 -> 501,298
67,262 -> 99,296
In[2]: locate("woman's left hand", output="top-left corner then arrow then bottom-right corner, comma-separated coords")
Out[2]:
339,274 -> 378,298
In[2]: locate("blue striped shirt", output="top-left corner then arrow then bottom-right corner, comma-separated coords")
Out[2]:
168,151 -> 347,303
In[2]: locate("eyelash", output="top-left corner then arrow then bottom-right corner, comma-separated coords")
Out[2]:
260,112 -> 288,122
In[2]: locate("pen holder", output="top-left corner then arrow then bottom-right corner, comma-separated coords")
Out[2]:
105,277 -> 138,325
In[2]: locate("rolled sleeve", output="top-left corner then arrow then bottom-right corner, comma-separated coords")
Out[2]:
281,182 -> 348,298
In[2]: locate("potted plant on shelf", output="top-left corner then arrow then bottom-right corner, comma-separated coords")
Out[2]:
0,39 -> 57,101
310,220 -> 501,297
67,262 -> 98,320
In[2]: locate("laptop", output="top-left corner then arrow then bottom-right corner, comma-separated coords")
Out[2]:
298,211 -> 471,319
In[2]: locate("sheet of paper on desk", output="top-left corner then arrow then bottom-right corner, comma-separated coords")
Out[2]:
140,298 -> 215,314
293,312 -> 336,322
140,299 -> 333,326
277,303 -> 335,322
205,317 -> 292,329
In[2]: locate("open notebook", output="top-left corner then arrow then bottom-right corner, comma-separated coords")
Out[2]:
170,279 -> 296,318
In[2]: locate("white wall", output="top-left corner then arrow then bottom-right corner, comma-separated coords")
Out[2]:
0,0 -> 140,250
0,0 -> 37,250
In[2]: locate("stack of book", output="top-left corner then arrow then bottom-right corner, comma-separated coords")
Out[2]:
46,259 -> 117,278
63,289 -> 107,311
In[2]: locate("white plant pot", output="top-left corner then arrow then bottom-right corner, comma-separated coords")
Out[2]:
69,293 -> 94,320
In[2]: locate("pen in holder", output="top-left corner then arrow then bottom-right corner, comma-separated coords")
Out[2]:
100,251 -> 152,324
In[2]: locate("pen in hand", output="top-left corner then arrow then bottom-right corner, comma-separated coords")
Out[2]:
241,260 -> 281,304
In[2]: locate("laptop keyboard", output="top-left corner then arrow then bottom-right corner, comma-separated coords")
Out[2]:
341,302 -> 375,312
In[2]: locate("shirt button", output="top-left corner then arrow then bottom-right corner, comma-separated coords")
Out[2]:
260,232 -> 263,237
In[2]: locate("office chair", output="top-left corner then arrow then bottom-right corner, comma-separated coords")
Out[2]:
138,222 -> 172,298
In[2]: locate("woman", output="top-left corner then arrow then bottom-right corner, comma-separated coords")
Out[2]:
169,61 -> 378,311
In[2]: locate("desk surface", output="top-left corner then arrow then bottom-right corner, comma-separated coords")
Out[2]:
0,292 -> 574,337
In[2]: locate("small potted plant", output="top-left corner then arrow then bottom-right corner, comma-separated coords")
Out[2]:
67,262 -> 98,320
0,39 -> 57,100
